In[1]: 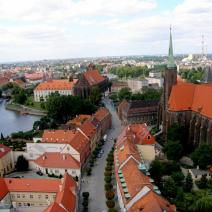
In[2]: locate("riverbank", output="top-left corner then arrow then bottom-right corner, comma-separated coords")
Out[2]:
6,103 -> 47,116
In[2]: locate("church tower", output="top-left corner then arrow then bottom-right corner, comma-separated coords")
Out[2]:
164,28 -> 177,111
161,28 -> 177,138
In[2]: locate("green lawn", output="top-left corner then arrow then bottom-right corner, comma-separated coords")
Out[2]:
25,96 -> 46,111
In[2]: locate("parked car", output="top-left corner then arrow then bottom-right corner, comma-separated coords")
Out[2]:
97,154 -> 102,158
36,171 -> 43,176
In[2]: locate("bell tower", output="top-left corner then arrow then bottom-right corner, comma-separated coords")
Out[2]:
162,28 -> 177,137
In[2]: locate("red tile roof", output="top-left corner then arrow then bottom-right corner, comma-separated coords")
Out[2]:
55,173 -> 77,212
83,70 -> 105,86
44,202 -> 66,212
117,124 -> 155,146
0,144 -> 12,159
25,72 -> 44,80
168,82 -> 212,118
0,178 -> 8,200
4,178 -> 60,193
34,152 -> 80,169
66,114 -> 91,127
1,173 -> 77,211
35,79 -> 77,91
42,130 -> 75,143
0,77 -> 9,86
94,107 -> 110,122
79,121 -> 97,139
130,190 -> 176,212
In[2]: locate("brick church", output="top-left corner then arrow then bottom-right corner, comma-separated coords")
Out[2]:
74,64 -> 109,98
158,29 -> 212,146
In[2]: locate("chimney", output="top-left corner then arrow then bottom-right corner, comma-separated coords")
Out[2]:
63,154 -> 66,160
59,184 -> 63,192
42,155 -> 46,160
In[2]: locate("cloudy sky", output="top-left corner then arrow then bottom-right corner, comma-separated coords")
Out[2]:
0,0 -> 211,62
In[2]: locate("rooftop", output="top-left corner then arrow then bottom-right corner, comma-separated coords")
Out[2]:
0,144 -> 12,159
83,70 -> 105,86
35,79 -> 77,91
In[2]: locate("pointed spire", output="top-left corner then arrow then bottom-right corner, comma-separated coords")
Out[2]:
167,27 -> 176,69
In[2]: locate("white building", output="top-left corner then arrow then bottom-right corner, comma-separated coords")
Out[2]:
33,79 -> 78,102
126,78 -> 148,92
31,152 -> 81,178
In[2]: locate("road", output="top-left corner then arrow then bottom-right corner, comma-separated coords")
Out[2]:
79,98 -> 123,212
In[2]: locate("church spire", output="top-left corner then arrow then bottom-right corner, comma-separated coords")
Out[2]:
167,27 -> 176,69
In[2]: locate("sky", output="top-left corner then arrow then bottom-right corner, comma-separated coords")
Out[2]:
0,0 -> 212,62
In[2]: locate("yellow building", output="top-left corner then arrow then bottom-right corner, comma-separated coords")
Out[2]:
0,173 -> 77,211
0,144 -> 14,177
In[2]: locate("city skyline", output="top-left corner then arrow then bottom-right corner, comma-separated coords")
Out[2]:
0,0 -> 211,62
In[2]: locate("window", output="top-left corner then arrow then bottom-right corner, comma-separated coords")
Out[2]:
45,195 -> 48,199
30,194 -> 33,199
22,194 -> 25,198
18,203 -> 22,206
38,194 -> 41,199
17,194 -> 20,198
55,170 -> 59,174
72,170 -> 76,174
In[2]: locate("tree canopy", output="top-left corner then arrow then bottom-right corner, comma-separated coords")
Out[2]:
110,65 -> 149,78
46,93 -> 96,124
179,67 -> 204,83
164,140 -> 183,161
191,144 -> 212,169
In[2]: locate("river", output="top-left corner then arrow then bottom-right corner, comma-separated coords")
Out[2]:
0,100 -> 40,136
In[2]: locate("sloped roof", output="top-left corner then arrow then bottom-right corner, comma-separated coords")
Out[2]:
66,114 -> 91,127
117,124 -> 155,146
35,79 -> 77,90
94,107 -> 110,122
44,202 -> 66,212
168,82 -> 212,118
0,144 -> 12,159
4,178 -> 60,193
83,70 -> 105,86
130,190 -> 176,212
34,152 -> 80,169
0,178 -> 8,200
79,121 -> 97,139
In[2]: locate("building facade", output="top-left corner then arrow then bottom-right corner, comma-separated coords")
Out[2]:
34,79 -> 77,102
0,144 -> 15,177
0,173 -> 77,211
118,99 -> 159,126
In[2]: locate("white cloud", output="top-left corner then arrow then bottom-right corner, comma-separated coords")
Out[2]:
0,0 -> 212,61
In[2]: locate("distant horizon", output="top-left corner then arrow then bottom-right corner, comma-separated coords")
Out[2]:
1,53 -> 211,65
0,0 -> 211,63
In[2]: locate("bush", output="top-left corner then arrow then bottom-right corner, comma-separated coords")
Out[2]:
105,166 -> 112,171
104,176 -> 112,183
82,200 -> 88,207
108,209 -> 118,212
105,183 -> 113,191
106,190 -> 115,200
86,167 -> 92,176
82,192 -> 90,199
104,171 -> 112,176
106,200 -> 115,208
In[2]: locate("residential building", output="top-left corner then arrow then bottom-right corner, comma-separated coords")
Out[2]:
93,107 -> 112,136
32,152 -> 81,178
0,144 -> 15,177
125,78 -> 148,92
114,125 -> 175,212
189,168 -> 212,181
63,115 -> 91,130
118,99 -> 159,126
74,67 -> 109,98
34,79 -> 77,102
0,173 -> 77,212
27,129 -> 90,166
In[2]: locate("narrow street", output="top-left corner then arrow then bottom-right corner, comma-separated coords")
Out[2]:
79,97 -> 123,212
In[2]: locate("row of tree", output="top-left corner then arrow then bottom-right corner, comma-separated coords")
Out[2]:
110,65 -> 149,78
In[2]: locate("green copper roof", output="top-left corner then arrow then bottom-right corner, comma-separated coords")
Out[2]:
167,27 -> 176,69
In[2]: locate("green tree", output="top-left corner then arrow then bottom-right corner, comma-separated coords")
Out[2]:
13,89 -> 27,104
0,133 -> 4,140
191,144 -> 212,169
171,172 -> 184,186
197,174 -> 208,189
184,172 -> 193,192
149,159 -> 163,183
90,86 -> 102,105
16,155 -> 29,171
163,177 -> 177,199
164,140 -> 183,161
118,87 -> 132,101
